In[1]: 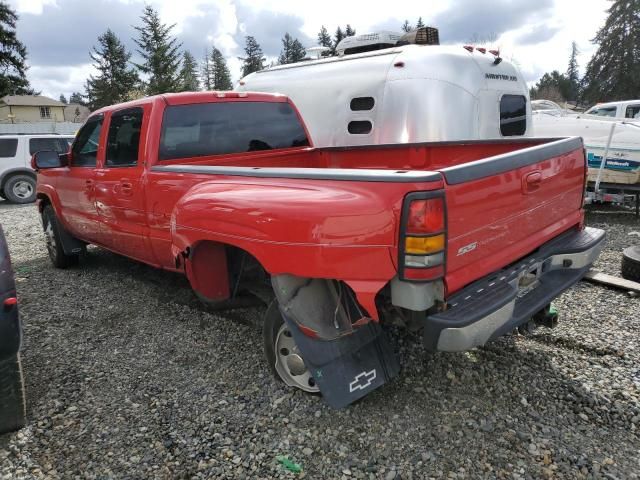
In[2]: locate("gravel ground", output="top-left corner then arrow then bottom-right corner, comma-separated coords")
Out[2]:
0,200 -> 639,479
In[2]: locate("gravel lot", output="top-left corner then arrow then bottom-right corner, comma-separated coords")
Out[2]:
0,201 -> 639,479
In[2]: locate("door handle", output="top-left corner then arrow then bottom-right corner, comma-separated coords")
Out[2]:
120,181 -> 133,196
85,179 -> 94,188
522,172 -> 542,194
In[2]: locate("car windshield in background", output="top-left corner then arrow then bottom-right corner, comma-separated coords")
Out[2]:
159,101 -> 310,161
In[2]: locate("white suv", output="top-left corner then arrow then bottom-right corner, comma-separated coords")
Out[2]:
0,135 -> 74,204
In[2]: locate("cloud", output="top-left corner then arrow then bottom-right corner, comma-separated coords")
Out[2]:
514,24 -> 560,45
233,3 -> 313,57
433,0 -> 555,44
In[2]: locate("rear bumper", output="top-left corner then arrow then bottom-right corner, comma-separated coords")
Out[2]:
425,226 -> 605,351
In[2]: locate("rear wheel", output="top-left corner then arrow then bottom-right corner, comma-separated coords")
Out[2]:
0,354 -> 26,433
4,175 -> 36,204
263,301 -> 319,393
42,205 -> 80,268
621,246 -> 640,282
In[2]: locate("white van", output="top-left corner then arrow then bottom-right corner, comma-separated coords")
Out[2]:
0,135 -> 74,204
237,28 -> 531,147
584,100 -> 640,120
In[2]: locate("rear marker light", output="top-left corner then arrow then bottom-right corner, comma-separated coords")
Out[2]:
463,45 -> 474,52
476,47 -> 486,54
3,297 -> 17,310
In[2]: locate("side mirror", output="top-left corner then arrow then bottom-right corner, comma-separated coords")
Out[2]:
31,150 -> 68,170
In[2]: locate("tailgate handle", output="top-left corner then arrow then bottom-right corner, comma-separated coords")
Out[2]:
522,171 -> 542,193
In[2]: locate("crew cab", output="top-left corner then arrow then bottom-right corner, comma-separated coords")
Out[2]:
32,92 -> 605,408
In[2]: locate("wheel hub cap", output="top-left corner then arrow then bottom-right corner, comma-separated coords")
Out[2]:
13,181 -> 33,199
274,324 -> 320,393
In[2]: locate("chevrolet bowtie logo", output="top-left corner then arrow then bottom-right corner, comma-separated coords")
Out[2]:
349,369 -> 377,392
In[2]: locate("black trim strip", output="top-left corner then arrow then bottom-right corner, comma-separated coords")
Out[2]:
151,165 -> 442,183
440,137 -> 584,185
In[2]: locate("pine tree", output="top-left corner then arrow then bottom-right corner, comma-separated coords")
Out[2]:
85,29 -> 140,110
345,24 -> 356,37
529,71 -> 572,102
59,94 -> 68,104
201,48 -> 212,90
69,92 -> 84,105
566,41 -> 580,102
278,33 -> 306,65
416,17 -> 425,28
318,25 -> 332,48
332,26 -> 345,54
401,20 -> 412,32
0,2 -> 33,96
179,51 -> 199,91
239,36 -> 265,77
582,0 -> 640,103
134,5 -> 182,95
210,47 -> 232,90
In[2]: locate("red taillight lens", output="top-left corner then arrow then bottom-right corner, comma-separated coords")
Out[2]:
407,198 -> 445,234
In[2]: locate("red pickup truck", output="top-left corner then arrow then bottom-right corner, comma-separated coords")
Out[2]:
32,92 -> 605,408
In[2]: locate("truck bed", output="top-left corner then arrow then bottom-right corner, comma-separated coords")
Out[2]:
153,137 -> 585,296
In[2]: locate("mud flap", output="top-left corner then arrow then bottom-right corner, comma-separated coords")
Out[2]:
281,311 -> 400,409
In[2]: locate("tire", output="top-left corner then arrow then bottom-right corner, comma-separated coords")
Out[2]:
0,354 -> 26,434
3,175 -> 36,204
263,301 -> 320,393
41,205 -> 80,268
621,246 -> 640,282
0,190 -> 6,200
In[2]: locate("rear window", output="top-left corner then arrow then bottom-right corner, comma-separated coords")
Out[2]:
500,95 -> 527,136
0,139 -> 17,158
159,102 -> 310,161
29,137 -> 70,155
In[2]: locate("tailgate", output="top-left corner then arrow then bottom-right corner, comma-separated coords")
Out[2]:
439,137 -> 586,295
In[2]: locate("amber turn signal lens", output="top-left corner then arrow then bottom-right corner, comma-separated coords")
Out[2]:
405,234 -> 445,255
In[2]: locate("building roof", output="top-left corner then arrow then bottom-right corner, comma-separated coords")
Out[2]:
1,95 -> 66,107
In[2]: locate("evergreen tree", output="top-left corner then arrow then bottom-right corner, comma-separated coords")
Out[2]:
59,94 -> 68,104
134,5 -> 182,95
318,25 -> 332,48
0,2 -> 33,96
332,26 -> 345,54
582,0 -> 640,103
239,36 -> 265,77
345,24 -> 356,37
566,41 -> 580,102
210,47 -> 233,90
416,17 -> 425,28
84,29 -> 139,110
401,20 -> 412,32
69,92 -> 85,105
529,70 -> 572,102
179,51 -> 199,91
201,48 -> 212,90
278,33 -> 306,65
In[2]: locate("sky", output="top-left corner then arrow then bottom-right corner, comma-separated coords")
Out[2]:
9,0 -> 612,100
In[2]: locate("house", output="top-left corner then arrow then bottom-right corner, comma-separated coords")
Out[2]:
0,95 -> 66,123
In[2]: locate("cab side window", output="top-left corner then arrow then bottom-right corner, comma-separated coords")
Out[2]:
0,139 -> 18,158
625,105 -> 640,119
72,115 -> 103,167
106,107 -> 143,167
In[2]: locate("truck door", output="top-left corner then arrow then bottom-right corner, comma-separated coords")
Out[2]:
55,115 -> 103,242
93,106 -> 154,263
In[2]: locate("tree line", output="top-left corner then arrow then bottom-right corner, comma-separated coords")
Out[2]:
529,0 -> 640,105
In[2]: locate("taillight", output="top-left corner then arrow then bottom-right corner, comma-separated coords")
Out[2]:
400,193 -> 446,281
407,198 -> 444,234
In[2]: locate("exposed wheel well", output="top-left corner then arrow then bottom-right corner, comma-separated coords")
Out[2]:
35,193 -> 52,213
184,241 -> 269,303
